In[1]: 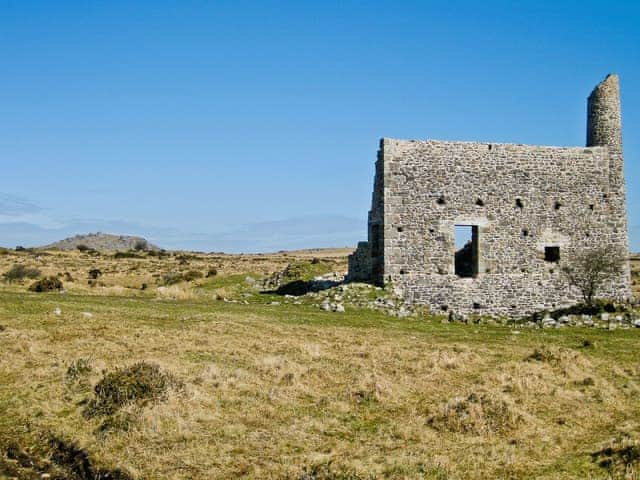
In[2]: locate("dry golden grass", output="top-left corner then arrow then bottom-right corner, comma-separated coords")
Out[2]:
155,285 -> 199,300
0,248 -> 639,479
0,248 -> 349,297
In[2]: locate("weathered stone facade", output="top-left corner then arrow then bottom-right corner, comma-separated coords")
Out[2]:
348,74 -> 631,316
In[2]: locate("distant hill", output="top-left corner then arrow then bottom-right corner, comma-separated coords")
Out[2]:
41,233 -> 160,252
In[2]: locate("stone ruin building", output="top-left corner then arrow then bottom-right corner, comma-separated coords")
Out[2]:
348,74 -> 631,316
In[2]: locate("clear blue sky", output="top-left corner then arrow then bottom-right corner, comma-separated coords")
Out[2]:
1,0 -> 638,252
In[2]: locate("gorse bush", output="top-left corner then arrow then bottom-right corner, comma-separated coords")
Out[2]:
88,269 -> 102,280
3,264 -> 41,282
28,276 -> 63,292
84,362 -> 178,417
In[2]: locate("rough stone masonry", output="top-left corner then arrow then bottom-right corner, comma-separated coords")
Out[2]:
348,74 -> 631,316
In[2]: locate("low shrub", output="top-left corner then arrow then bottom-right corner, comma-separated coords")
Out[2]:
182,270 -> 203,282
2,264 -> 41,282
76,244 -> 90,252
28,277 -> 63,292
83,362 -> 178,417
206,267 -> 218,277
161,270 -> 202,285
162,272 -> 184,285
114,251 -> 143,259
88,268 -> 102,280
581,339 -> 596,349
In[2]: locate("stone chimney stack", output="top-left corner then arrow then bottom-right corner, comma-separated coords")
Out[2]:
587,74 -> 622,150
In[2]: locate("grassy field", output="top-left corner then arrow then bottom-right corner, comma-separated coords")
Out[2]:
0,249 -> 639,479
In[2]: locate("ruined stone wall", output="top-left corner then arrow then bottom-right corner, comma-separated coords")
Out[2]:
378,139 -> 630,316
347,241 -> 371,282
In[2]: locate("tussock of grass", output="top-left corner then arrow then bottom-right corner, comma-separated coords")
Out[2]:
156,284 -> 197,300
526,346 -> 561,363
426,391 -> 524,434
96,411 -> 137,436
66,357 -> 92,383
525,345 -> 586,366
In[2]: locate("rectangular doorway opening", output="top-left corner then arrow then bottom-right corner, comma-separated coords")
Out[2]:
455,225 -> 479,277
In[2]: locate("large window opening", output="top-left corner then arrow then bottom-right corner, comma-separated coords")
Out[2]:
455,225 -> 479,277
